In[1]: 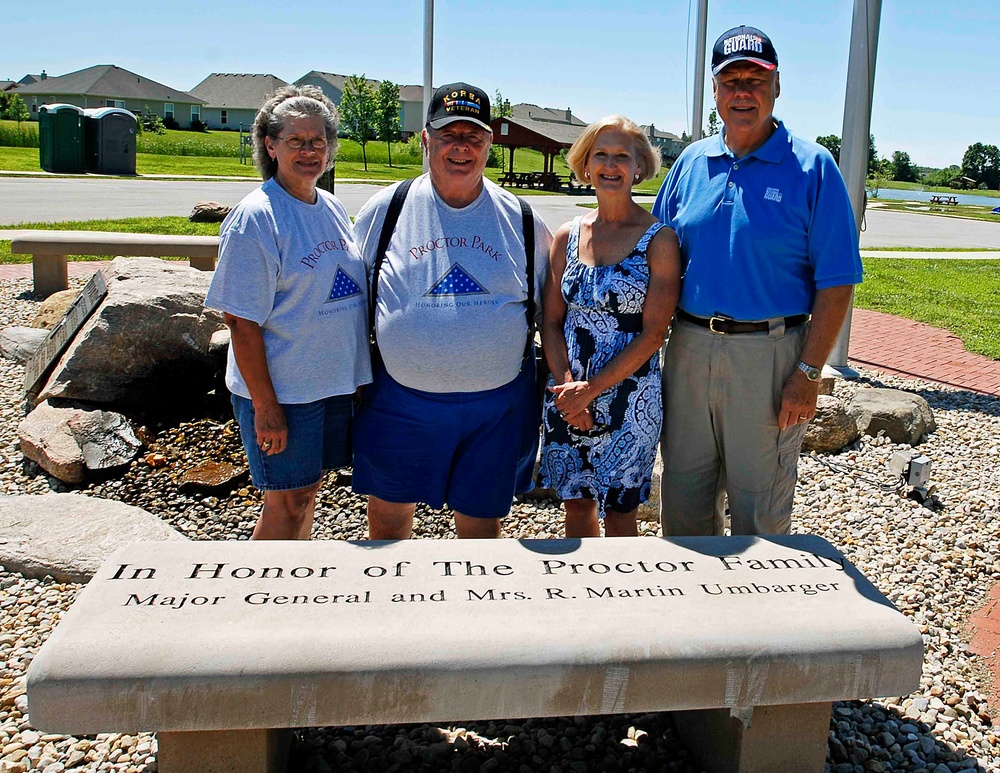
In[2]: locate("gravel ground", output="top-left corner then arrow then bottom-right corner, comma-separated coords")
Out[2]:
2,275 -> 1000,773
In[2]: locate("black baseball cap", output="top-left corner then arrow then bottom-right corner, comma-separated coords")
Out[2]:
426,82 -> 492,132
712,26 -> 778,75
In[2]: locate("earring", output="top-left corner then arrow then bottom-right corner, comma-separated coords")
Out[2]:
584,170 -> 590,179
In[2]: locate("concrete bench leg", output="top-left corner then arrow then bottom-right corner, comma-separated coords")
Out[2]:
157,728 -> 291,773
32,254 -> 69,298
189,256 -> 216,271
673,701 -> 832,773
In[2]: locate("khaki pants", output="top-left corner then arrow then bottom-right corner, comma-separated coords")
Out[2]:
659,318 -> 809,536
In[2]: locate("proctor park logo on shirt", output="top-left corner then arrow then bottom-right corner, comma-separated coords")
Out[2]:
407,235 -> 507,262
300,238 -> 353,269
425,264 -> 489,297
327,267 -> 363,302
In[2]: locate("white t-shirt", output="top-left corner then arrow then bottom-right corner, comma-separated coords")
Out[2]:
353,175 -> 552,393
205,178 -> 372,403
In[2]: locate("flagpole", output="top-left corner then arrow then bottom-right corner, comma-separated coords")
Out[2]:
422,0 -> 434,174
691,0 -> 709,141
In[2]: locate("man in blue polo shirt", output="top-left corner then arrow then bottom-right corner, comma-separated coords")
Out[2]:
654,25 -> 863,536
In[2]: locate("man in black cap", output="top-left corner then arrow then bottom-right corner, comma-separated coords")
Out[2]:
351,82 -> 552,540
653,26 -> 863,536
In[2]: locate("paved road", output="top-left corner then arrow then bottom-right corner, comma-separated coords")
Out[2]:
2,178 -> 1000,249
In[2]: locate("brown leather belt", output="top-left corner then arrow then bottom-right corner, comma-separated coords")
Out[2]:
677,309 -> 809,335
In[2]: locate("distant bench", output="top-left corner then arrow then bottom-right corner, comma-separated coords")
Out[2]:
929,195 -> 959,206
10,231 -> 219,297
27,535 -> 923,773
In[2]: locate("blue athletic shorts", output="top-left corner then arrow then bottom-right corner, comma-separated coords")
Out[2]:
352,361 -> 535,519
231,393 -> 353,491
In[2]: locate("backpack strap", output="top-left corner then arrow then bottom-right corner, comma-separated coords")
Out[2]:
518,197 -> 536,358
369,177 -> 415,345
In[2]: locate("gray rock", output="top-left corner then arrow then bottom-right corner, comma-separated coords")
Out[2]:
846,387 -> 937,445
189,201 -> 232,223
37,258 -> 226,411
0,326 -> 49,364
31,288 -> 81,330
0,493 -> 186,582
18,400 -> 143,484
802,395 -> 860,454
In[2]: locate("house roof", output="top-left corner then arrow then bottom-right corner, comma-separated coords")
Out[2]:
641,124 -> 683,142
492,115 -> 586,149
190,73 -> 288,110
19,74 -> 43,85
511,103 -> 587,126
296,71 -> 423,103
0,81 -> 15,91
16,65 -> 204,104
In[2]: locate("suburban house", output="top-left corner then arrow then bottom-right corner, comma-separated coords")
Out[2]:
189,73 -> 288,131
511,103 -> 587,128
13,65 -> 204,128
294,71 -> 424,138
641,124 -> 688,161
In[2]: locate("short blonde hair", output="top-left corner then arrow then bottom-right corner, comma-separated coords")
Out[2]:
566,115 -> 661,184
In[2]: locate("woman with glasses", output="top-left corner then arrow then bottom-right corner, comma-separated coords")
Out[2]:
539,116 -> 681,538
206,85 -> 371,540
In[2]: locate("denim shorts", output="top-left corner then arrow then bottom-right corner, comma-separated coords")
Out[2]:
352,362 -> 535,519
232,393 -> 353,491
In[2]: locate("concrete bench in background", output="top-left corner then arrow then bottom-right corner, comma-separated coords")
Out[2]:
11,231 -> 220,297
27,535 -> 923,773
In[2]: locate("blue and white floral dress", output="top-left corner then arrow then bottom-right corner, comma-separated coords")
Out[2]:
539,216 -> 664,516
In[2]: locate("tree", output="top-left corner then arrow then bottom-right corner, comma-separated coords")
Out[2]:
889,150 -> 918,183
961,142 -> 1000,190
868,134 -> 879,176
923,165 -> 961,188
3,94 -> 30,125
491,89 -> 512,169
340,75 -> 377,171
705,109 -> 720,136
373,80 -> 401,167
816,135 -> 841,163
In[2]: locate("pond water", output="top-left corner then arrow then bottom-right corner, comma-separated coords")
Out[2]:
870,188 -> 999,207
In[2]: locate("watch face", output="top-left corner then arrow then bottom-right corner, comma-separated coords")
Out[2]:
799,362 -> 821,381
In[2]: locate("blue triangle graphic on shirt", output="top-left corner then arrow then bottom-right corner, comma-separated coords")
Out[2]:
425,263 -> 489,297
327,266 -> 363,302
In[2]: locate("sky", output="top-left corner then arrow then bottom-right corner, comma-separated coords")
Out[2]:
3,0 -> 997,169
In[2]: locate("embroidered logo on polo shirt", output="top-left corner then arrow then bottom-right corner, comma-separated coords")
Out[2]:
764,187 -> 783,203
425,263 -> 489,296
326,267 -> 363,302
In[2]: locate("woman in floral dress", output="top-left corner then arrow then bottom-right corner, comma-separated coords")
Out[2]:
540,116 -> 681,537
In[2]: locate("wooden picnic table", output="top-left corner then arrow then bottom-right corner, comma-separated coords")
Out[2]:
929,195 -> 959,205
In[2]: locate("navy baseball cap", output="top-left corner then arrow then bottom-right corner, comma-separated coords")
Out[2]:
712,26 -> 778,75
426,83 -> 492,132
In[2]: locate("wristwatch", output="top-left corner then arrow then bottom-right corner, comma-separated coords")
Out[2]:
797,361 -> 822,382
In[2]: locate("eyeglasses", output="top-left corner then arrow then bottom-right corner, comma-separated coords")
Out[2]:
274,135 -> 329,150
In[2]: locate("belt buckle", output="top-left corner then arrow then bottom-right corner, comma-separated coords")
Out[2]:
708,316 -> 728,334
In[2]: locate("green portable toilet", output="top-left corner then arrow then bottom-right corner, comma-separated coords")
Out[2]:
38,104 -> 86,173
83,107 -> 137,175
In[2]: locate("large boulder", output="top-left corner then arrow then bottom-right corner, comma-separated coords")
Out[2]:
190,201 -> 232,223
0,326 -> 48,364
0,493 -> 185,582
846,388 -> 937,445
36,258 -> 226,411
19,400 -> 143,484
802,395 -> 860,454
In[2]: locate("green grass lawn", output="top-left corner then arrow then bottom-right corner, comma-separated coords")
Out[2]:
855,258 -> 1000,359
869,199 -> 1000,224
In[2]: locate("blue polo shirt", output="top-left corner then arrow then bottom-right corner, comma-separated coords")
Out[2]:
653,121 -> 862,320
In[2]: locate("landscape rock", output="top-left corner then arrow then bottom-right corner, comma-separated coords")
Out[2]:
847,387 -> 937,445
177,460 -> 247,493
18,400 -> 143,484
0,493 -> 186,582
189,201 -> 232,223
0,326 -> 48,364
802,395 -> 860,453
36,258 -> 226,411
30,288 -> 81,329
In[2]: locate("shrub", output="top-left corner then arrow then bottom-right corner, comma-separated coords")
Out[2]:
163,116 -> 179,131
190,119 -> 207,133
138,113 -> 166,135
0,122 -> 39,148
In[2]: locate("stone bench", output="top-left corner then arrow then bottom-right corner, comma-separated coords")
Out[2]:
26,535 -> 923,773
10,231 -> 220,298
